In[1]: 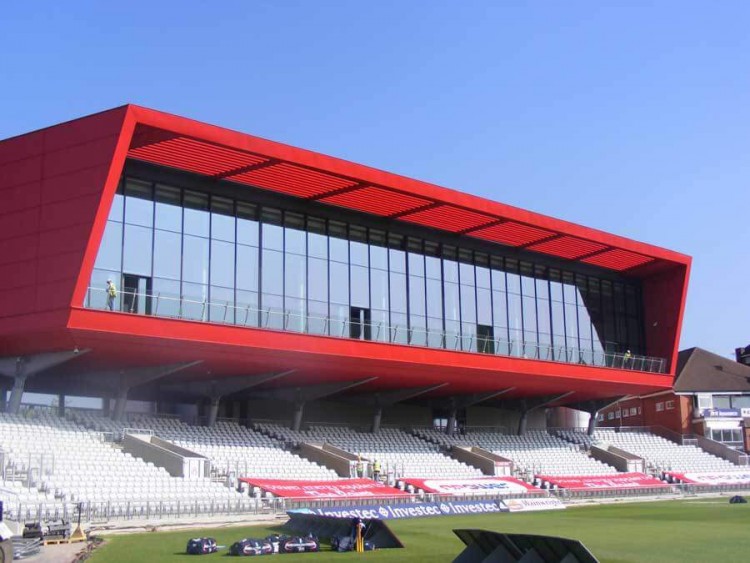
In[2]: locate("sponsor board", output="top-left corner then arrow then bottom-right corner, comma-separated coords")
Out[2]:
505,498 -> 566,512
239,478 -> 409,499
289,499 -> 509,520
701,408 -> 741,419
666,471 -> 750,486
537,472 -> 669,490
401,477 -> 537,496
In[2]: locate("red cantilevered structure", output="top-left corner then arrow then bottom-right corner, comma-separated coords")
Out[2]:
0,105 -> 691,420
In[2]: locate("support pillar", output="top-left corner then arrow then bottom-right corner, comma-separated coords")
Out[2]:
371,407 -> 383,434
57,394 -> 66,417
0,386 -> 7,413
587,412 -> 598,436
102,394 -> 111,417
446,408 -> 458,435
113,388 -> 128,422
7,374 -> 28,415
207,397 -> 220,427
517,411 -> 528,435
292,402 -> 305,432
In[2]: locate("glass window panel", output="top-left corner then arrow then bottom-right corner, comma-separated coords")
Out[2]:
476,266 -> 490,289
329,303 -> 349,336
182,235 -> 209,284
351,241 -> 369,267
460,283 -> 476,323
236,290 -> 259,327
261,249 -> 283,296
389,248 -> 406,274
425,256 -> 441,280
351,265 -> 369,307
153,230 -> 181,280
444,282 -> 460,323
409,275 -> 426,316
308,299 -> 329,335
408,253 -> 424,276
410,315 -> 427,347
210,240 -> 235,289
211,210 -> 235,244
330,235 -> 348,263
285,226 -> 306,255
477,288 -> 491,325
237,216 -> 259,247
371,269 -> 389,311
370,245 -> 387,271
152,278 -> 180,318
426,278 -> 443,320
261,294 -> 284,330
181,282 -> 207,321
391,312 -> 408,344
262,223 -> 283,252
124,194 -> 153,228
183,191 -> 209,236
308,232 -> 328,259
461,321 -> 477,352
330,261 -> 349,305
308,257 -> 328,301
371,310 -> 389,342
444,259 -> 458,284
209,285 -> 235,324
123,224 -> 153,277
507,291 -> 523,356
108,193 -> 124,222
94,220 -> 122,272
154,185 -> 182,232
390,272 -> 407,313
285,297 -> 306,333
285,253 -> 306,300
236,245 -> 259,292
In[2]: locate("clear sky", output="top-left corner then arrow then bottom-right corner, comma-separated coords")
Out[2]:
1,1 -> 748,358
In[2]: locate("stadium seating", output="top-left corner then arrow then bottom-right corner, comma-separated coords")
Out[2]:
413,428 -> 617,477
0,412 -> 250,522
256,422 -> 483,479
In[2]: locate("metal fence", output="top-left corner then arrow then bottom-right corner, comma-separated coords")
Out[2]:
85,287 -> 666,373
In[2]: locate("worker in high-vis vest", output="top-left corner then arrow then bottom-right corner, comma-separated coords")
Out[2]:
106,279 -> 117,311
372,459 -> 381,482
355,456 -> 364,478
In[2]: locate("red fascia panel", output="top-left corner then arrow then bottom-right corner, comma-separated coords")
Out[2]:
582,248 -> 654,271
129,136 -> 268,177
468,221 -> 556,247
400,204 -> 497,233
318,186 -> 433,217
527,236 -> 609,260
229,162 -> 357,199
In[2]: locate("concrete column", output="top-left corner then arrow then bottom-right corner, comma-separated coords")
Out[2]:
207,397 -> 220,427
57,394 -> 66,417
231,400 -> 241,420
0,386 -> 8,413
371,407 -> 383,434
587,412 -> 598,436
517,411 -> 528,435
113,388 -> 129,422
7,374 -> 28,415
102,395 -> 111,417
446,408 -> 457,435
292,402 -> 305,432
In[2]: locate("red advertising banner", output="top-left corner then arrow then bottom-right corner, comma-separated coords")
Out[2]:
401,477 -> 537,496
537,472 -> 669,490
665,471 -> 750,486
239,478 -> 410,499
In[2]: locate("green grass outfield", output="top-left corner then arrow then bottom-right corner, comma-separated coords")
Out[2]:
89,498 -> 750,562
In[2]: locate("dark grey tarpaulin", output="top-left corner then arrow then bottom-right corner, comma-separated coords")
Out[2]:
285,512 -> 403,549
453,529 -> 598,563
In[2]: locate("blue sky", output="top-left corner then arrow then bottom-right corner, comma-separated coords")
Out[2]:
2,1 -> 748,357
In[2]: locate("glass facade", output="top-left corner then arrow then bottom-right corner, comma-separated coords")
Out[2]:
87,174 -> 658,370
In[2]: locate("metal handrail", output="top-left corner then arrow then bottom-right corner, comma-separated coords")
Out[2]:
85,286 -> 667,373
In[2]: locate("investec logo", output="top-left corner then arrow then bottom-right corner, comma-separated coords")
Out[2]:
438,501 -> 504,515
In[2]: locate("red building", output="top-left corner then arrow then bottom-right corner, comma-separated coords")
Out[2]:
0,105 -> 691,431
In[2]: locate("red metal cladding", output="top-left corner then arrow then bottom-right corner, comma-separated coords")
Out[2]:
469,221 -> 557,247
128,137 -> 268,176
229,162 -> 357,198
527,235 -> 609,260
399,204 -> 497,232
318,186 -> 433,216
582,248 -> 655,271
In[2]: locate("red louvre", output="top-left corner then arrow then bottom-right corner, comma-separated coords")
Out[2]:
470,221 -> 556,247
399,204 -> 496,232
582,248 -> 655,271
319,186 -> 433,216
527,235 -> 608,260
129,137 -> 267,176
229,162 -> 357,198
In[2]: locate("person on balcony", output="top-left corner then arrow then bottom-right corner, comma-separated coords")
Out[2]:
106,279 -> 117,311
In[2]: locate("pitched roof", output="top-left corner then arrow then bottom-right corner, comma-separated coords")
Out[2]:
674,347 -> 750,393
